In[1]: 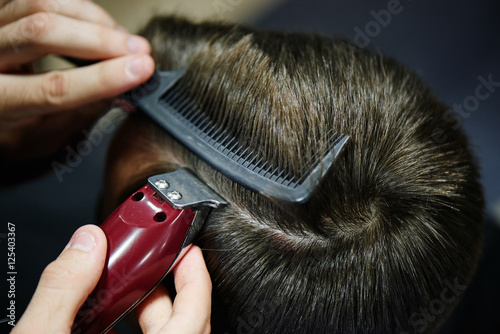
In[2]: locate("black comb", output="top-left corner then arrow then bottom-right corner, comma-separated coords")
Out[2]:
122,69 -> 349,203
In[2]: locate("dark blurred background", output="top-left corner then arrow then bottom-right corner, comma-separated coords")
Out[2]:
1,0 -> 499,333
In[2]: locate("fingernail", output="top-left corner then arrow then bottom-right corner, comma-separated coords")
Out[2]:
126,57 -> 144,78
69,232 -> 96,252
127,35 -> 149,53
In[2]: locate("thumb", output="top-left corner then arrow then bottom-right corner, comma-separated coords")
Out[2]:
13,225 -> 107,333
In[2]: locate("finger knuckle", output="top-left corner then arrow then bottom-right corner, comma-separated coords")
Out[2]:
96,26 -> 113,50
42,70 -> 69,106
20,12 -> 53,41
40,260 -> 79,289
96,62 -> 111,90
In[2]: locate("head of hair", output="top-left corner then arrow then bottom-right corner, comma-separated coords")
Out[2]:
112,16 -> 484,333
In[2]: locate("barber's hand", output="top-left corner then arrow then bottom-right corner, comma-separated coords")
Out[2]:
12,224 -> 107,333
13,225 -> 212,334
136,246 -> 212,334
0,0 -> 154,161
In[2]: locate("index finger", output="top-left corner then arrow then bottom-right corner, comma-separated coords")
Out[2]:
0,0 -> 118,28
170,245 -> 212,333
0,54 -> 155,121
137,245 -> 212,334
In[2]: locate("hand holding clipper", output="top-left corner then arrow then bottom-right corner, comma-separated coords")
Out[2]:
72,168 -> 226,334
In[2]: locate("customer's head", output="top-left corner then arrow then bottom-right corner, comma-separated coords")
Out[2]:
101,17 -> 484,333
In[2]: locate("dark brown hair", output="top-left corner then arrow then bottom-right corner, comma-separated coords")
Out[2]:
130,16 -> 484,333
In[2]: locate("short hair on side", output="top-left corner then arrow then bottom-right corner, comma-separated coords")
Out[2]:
133,16 -> 484,333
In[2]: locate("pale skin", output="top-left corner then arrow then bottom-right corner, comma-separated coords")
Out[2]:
13,225 -> 212,334
0,0 -> 154,160
2,0 -> 211,332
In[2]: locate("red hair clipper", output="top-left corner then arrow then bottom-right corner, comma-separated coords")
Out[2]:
72,168 -> 226,334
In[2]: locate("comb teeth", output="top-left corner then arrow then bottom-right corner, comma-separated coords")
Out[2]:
126,69 -> 349,203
